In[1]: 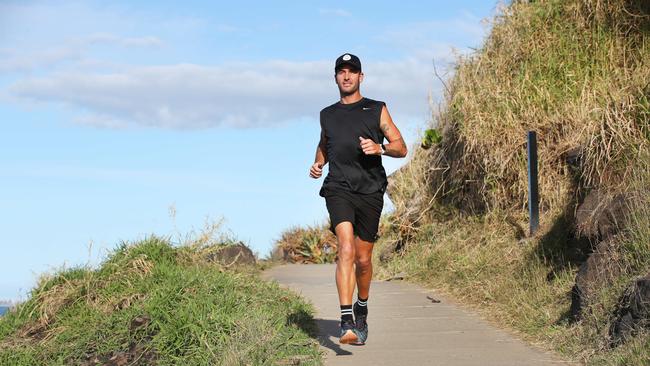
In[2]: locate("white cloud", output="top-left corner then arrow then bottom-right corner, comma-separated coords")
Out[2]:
0,46 -> 83,73
0,3 -> 489,130
8,58 -> 441,129
0,33 -> 163,73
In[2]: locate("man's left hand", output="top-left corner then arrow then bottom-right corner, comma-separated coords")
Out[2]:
359,136 -> 381,155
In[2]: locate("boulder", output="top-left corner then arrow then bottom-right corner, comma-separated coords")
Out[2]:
610,273 -> 650,345
378,239 -> 400,263
570,236 -> 622,320
206,243 -> 256,266
563,146 -> 582,168
575,190 -> 628,242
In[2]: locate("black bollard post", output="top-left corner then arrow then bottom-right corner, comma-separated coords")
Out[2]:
527,131 -> 539,235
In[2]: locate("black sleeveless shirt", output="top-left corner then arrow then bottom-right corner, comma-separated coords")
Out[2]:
319,97 -> 388,196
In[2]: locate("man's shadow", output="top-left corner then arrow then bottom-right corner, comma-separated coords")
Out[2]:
288,309 -> 358,356
314,318 -> 357,356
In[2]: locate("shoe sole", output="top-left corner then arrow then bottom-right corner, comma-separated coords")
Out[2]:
351,330 -> 367,345
339,329 -> 358,344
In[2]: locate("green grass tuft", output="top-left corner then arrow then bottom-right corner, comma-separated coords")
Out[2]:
0,236 -> 322,365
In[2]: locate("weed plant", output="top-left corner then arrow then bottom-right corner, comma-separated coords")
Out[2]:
274,224 -> 337,264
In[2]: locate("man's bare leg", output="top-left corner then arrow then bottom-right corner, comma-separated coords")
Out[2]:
334,221 -> 356,306
354,237 -> 374,299
334,221 -> 359,343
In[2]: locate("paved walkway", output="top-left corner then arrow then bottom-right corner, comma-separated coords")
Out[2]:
264,264 -> 574,366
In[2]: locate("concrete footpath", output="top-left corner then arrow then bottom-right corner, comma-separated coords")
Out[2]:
263,264 -> 574,366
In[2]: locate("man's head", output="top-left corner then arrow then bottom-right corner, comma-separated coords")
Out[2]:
334,53 -> 363,97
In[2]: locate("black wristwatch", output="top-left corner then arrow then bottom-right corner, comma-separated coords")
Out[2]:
380,144 -> 386,155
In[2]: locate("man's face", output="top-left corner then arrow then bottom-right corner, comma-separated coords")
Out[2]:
335,66 -> 363,96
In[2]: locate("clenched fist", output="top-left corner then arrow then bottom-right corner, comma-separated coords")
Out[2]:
359,136 -> 381,155
309,162 -> 324,179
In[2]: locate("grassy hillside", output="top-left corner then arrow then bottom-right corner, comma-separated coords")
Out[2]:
377,0 -> 649,364
0,236 -> 321,365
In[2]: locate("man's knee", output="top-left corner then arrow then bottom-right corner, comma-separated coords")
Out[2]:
338,242 -> 355,262
355,255 -> 372,270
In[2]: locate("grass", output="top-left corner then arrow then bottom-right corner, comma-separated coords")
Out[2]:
425,0 -> 650,214
0,236 -> 322,365
375,192 -> 650,364
377,0 -> 650,364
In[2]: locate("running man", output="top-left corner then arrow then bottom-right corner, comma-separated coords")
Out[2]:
309,53 -> 407,345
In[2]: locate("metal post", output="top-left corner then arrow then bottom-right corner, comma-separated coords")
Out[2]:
527,131 -> 539,235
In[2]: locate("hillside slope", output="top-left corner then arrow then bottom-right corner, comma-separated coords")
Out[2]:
379,0 -> 649,364
0,236 -> 321,365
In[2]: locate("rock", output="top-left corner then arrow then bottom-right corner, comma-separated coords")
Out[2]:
106,353 -> 128,366
386,272 -> 406,281
570,236 -> 622,320
129,315 -> 151,331
378,239 -> 400,263
563,146 -> 582,168
505,215 -> 527,240
575,190 -> 628,242
206,243 -> 256,266
426,295 -> 441,303
610,273 -> 650,345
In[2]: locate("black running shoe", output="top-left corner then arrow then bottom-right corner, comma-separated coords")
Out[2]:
353,314 -> 368,345
339,319 -> 359,344
353,302 -> 368,345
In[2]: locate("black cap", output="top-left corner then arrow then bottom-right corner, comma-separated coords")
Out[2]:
335,53 -> 362,72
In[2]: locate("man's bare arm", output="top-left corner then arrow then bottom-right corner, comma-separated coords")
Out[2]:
379,105 -> 407,158
309,129 -> 328,179
315,129 -> 328,165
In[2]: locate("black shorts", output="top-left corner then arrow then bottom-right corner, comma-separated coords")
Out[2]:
321,187 -> 384,243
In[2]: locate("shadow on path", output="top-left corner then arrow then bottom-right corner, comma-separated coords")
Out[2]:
314,318 -> 359,356
286,308 -> 356,356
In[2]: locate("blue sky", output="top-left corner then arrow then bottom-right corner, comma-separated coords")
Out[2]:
0,0 -> 497,300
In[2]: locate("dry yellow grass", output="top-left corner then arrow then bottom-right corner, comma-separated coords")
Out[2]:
379,1 -> 650,364
397,0 -> 649,217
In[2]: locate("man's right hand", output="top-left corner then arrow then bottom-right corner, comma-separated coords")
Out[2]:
309,162 -> 324,179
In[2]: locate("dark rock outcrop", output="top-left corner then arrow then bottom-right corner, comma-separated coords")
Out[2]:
570,189 -> 631,320
378,239 -> 401,263
570,236 -> 622,320
610,273 -> 650,345
575,190 -> 628,242
206,243 -> 256,266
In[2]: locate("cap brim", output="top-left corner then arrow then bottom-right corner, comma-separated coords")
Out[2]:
335,62 -> 361,71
